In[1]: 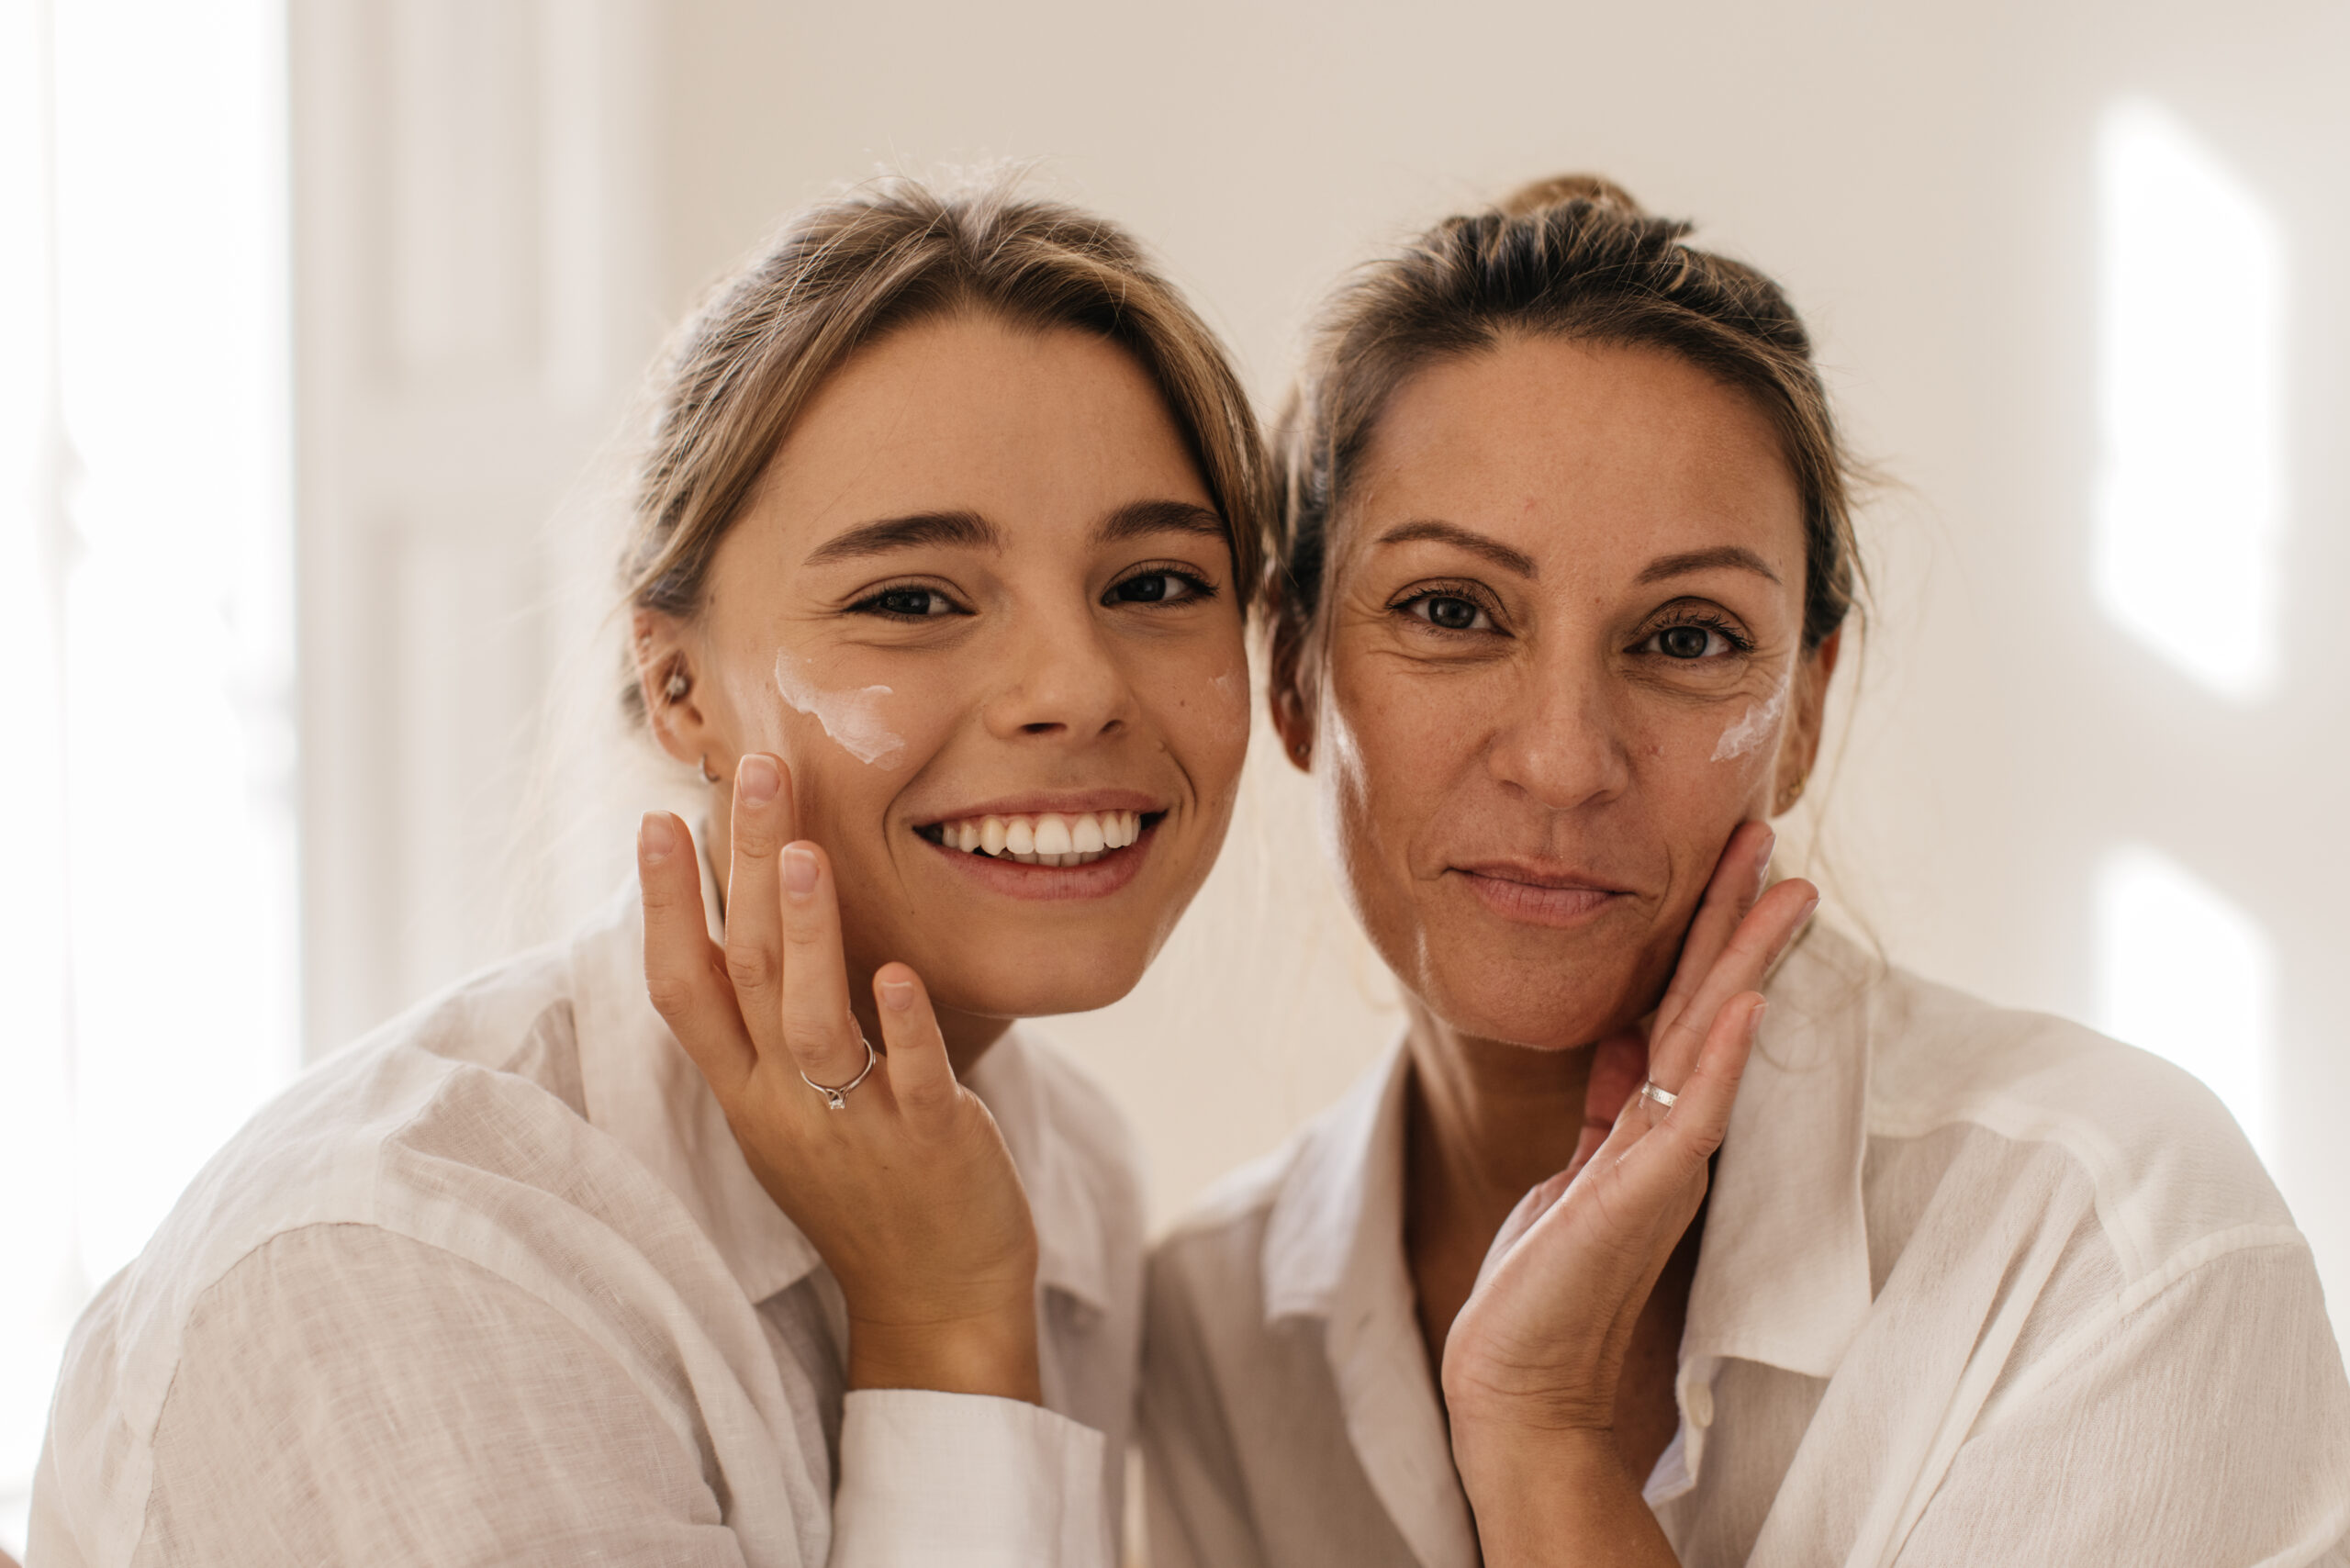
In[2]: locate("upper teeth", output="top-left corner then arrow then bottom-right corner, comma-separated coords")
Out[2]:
934,810 -> 1145,867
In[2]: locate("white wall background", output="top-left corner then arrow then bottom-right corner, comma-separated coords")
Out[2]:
290,0 -> 2349,1320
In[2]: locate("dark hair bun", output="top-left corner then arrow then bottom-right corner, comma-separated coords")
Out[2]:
1494,173 -> 1646,219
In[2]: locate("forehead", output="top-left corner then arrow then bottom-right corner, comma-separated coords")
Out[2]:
1348,335 -> 1804,579
749,311 -> 1211,541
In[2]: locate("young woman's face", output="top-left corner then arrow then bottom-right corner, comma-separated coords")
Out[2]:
1290,337 -> 1836,1051
655,312 -> 1249,1021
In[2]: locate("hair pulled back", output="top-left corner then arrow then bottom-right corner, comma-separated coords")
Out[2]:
1270,174 -> 1862,689
620,174 -> 1270,720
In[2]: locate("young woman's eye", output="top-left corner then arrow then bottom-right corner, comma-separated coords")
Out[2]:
1404,593 -> 1494,633
1106,570 -> 1213,606
852,585 -> 961,619
1641,621 -> 1745,660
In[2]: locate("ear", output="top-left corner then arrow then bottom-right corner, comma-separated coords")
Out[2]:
1774,627 -> 1841,812
1264,600 -> 1319,773
632,609 -> 721,775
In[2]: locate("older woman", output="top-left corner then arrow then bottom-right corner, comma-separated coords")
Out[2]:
1138,177 -> 2350,1566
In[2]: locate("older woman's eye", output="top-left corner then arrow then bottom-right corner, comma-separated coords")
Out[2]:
1646,622 -> 1742,659
1407,594 -> 1491,632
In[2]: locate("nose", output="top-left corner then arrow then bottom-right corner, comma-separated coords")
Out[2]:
979,599 -> 1136,745
1484,654 -> 1633,812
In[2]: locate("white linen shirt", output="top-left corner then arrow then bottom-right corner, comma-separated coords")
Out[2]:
1141,927 -> 2350,1567
31,882 -> 1138,1568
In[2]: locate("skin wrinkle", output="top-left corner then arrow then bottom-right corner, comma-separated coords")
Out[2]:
1711,674 -> 1790,762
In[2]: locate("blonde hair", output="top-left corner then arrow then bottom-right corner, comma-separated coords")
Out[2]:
620,174 -> 1270,718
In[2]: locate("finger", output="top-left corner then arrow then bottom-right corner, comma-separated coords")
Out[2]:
875,963 -> 957,1130
1570,999 -> 1762,1262
777,839 -> 867,1085
639,811 -> 755,1095
722,753 -> 796,1058
1648,878 -> 1817,1090
1564,1034 -> 1648,1183
1651,821 -> 1774,1045
1635,991 -> 1763,1161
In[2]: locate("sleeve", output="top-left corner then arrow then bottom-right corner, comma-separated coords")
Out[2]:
1136,1247 -> 1272,1568
1892,1239 -> 2350,1567
830,1391 -> 1109,1568
129,1227 -> 755,1568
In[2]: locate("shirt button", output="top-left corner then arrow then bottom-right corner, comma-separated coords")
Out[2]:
1685,1380 -> 1716,1428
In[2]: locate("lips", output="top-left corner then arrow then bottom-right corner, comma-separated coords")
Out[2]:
1450,859 -> 1632,929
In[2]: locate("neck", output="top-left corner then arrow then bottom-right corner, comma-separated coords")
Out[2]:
1401,999 -> 1598,1373
1403,1002 -> 1595,1241
706,800 -> 1011,1080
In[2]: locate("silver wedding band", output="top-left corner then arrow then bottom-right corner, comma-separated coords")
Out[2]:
1637,1080 -> 1679,1112
800,1033 -> 878,1111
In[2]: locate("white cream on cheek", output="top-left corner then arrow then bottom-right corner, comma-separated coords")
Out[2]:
1710,674 -> 1790,762
773,648 -> 907,769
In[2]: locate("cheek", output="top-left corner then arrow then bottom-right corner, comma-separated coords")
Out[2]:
1628,698 -> 1776,866
1138,638 -> 1253,799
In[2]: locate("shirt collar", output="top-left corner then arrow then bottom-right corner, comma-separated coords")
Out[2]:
565,861 -> 1112,1315
1681,923 -> 1878,1381
1260,1039 -> 1481,1568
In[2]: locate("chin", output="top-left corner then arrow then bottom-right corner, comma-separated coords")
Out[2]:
923,943 -> 1152,1024
1415,942 -> 1660,1052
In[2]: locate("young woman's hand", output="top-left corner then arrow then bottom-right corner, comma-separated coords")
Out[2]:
637,753 -> 1043,1403
1439,821 -> 1817,1564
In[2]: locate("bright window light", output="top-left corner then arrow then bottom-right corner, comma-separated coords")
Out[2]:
1,0 -> 296,1550
2094,99 -> 2285,702
2095,845 -> 2275,1161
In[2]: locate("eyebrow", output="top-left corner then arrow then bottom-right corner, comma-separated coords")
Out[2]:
1373,520 -> 1539,577
801,510 -> 1002,566
1095,498 -> 1228,545
1634,546 -> 1783,586
802,498 -> 1225,567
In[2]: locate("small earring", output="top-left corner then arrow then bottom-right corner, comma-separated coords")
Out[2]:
699,756 -> 721,784
1774,775 -> 1808,813
663,669 -> 690,703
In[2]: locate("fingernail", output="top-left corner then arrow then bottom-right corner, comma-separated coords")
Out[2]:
639,812 -> 676,864
1748,998 -> 1769,1035
738,753 -> 779,805
782,843 -> 818,900
878,978 -> 915,1012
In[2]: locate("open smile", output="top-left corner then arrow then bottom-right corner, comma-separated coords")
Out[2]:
911,797 -> 1169,900
916,807 -> 1160,868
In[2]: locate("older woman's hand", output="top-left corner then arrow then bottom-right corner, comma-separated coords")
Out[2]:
638,753 -> 1042,1404
1439,821 -> 1817,1566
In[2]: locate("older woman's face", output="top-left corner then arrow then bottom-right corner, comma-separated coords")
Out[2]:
1295,337 -> 1835,1050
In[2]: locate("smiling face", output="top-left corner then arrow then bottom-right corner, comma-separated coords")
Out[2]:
643,311 -> 1249,1026
1280,336 -> 1838,1051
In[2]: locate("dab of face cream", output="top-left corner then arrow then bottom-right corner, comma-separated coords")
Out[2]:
1712,678 -> 1789,762
773,650 -> 906,768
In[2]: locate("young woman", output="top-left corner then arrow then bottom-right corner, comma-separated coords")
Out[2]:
1139,177 -> 2350,1566
31,176 -> 1267,1567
